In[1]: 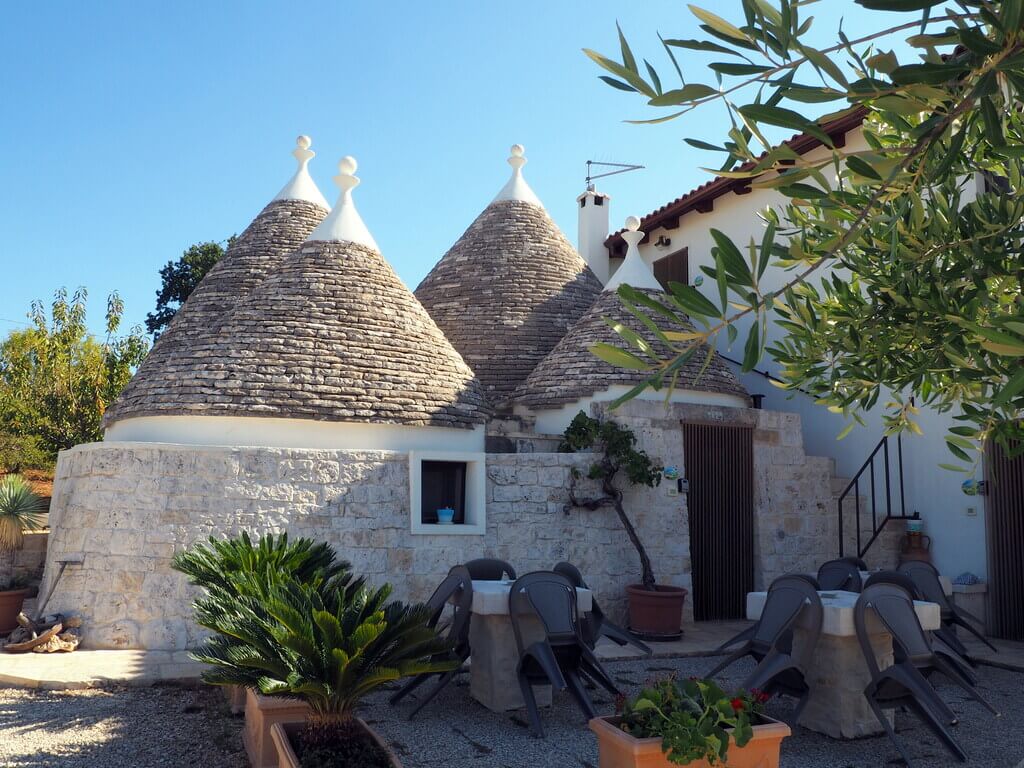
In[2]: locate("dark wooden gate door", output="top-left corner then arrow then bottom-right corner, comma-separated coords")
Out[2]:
683,422 -> 754,621
986,438 -> 1024,640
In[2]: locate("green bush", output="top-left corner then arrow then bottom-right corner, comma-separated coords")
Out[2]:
0,432 -> 52,473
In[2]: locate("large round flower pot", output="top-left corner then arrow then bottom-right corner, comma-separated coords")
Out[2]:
0,588 -> 30,635
270,720 -> 403,768
590,714 -> 790,768
626,584 -> 687,640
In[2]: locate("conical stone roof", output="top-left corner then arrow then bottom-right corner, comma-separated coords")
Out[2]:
106,138 -> 331,426
111,156 -> 489,429
415,145 -> 602,409
516,218 -> 748,411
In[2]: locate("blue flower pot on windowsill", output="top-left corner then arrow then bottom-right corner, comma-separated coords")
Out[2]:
437,507 -> 455,525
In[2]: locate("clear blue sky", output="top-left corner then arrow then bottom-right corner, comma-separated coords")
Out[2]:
0,0 -> 874,338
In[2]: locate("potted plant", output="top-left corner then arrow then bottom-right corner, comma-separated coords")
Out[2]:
590,677 -> 789,768
0,474 -> 46,635
173,532 -> 356,764
178,533 -> 455,768
561,412 -> 685,638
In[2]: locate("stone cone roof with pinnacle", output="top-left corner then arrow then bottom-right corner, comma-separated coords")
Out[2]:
414,145 -> 602,409
111,156 -> 489,429
516,217 -> 748,411
106,137 -> 331,426
515,288 -> 749,410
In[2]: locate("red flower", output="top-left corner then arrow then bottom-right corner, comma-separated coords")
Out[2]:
731,698 -> 745,712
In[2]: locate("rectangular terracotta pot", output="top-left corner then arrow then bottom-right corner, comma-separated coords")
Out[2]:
243,688 -> 311,768
270,720 -> 403,768
589,715 -> 791,768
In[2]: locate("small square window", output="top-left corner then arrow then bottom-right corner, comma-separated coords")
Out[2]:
409,451 -> 486,535
421,461 -> 467,524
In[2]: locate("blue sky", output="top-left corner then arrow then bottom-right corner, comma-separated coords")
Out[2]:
0,0 -> 874,338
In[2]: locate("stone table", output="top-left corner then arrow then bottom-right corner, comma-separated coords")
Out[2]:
468,580 -> 592,712
746,589 -> 940,739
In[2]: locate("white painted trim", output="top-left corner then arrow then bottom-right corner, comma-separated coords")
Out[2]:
409,450 -> 487,536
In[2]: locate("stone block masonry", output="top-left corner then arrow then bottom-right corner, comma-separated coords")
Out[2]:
41,403 -> 855,650
42,442 -> 693,650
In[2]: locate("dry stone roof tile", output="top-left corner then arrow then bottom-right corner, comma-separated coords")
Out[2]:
415,199 -> 602,409
106,198 -> 328,425
515,288 -> 749,410
111,238 -> 489,429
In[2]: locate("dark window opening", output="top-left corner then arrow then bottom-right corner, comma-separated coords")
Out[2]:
421,461 -> 467,524
653,247 -> 689,291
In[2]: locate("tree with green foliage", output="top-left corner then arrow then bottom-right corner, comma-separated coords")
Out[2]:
145,239 -> 230,337
586,0 -> 1024,468
560,412 -> 663,589
0,288 -> 148,460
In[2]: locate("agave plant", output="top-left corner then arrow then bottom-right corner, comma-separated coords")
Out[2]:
191,574 -> 456,730
0,474 -> 45,590
172,531 -> 351,599
0,474 -> 45,553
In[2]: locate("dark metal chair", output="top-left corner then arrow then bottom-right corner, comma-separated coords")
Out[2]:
389,565 -> 473,718
741,576 -> 822,723
899,561 -> 997,657
855,584 -> 997,766
708,574 -> 818,679
553,561 -> 652,656
713,572 -> 820,655
464,558 -> 517,581
864,571 -> 978,685
508,571 -> 618,738
817,559 -> 863,592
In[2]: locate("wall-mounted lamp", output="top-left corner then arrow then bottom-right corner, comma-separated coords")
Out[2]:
654,235 -> 672,249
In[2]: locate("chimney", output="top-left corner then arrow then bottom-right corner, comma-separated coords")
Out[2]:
577,186 -> 610,285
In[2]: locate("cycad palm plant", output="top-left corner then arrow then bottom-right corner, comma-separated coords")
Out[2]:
0,474 -> 46,589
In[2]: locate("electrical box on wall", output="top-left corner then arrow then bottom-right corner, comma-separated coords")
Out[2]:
679,478 -> 689,494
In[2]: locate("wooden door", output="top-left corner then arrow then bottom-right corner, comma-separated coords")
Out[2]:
683,422 -> 754,621
986,438 -> 1024,639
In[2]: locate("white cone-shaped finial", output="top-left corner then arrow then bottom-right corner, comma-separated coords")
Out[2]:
305,156 -> 379,249
604,215 -> 662,292
492,144 -> 544,207
272,135 -> 331,209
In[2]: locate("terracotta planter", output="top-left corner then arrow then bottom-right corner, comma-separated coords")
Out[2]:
270,720 -> 403,768
243,688 -> 310,768
590,715 -> 791,768
626,584 -> 687,640
0,588 -> 30,635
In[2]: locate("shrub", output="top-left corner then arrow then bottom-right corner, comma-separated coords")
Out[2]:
0,474 -> 46,589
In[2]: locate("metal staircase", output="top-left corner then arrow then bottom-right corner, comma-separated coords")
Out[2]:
837,434 -> 915,560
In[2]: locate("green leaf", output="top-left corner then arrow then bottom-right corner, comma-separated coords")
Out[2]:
669,282 -> 722,318
711,229 -> 754,285
664,38 -> 743,56
648,84 -> 718,106
736,104 -> 832,145
582,48 -> 656,97
742,323 -> 760,371
846,155 -> 883,180
709,62 -> 772,76
617,22 -> 638,74
589,343 -> 653,370
856,0 -> 947,9
598,76 -> 637,92
688,5 -> 750,42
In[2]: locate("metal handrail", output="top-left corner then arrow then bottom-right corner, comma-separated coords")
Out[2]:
838,434 -> 912,559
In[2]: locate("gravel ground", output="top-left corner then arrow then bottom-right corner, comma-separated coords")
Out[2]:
2,657 -> 1022,768
0,684 -> 247,768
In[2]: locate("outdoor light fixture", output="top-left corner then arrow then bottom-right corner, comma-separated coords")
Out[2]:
654,235 -> 672,249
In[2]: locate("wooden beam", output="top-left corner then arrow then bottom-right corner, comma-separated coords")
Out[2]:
695,199 -> 714,214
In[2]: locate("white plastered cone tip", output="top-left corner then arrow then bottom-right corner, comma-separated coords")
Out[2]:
272,135 -> 331,209
492,143 -> 544,207
305,155 -> 379,250
604,215 -> 662,292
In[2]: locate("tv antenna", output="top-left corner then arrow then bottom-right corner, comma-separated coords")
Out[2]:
585,159 -> 644,189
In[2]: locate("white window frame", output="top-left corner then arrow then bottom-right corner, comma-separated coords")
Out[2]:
409,450 -> 487,535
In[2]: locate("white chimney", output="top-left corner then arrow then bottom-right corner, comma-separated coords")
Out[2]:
577,187 -> 611,285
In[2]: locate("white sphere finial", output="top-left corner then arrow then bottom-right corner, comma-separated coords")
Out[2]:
339,156 -> 358,175
625,215 -> 641,232
510,144 -> 525,157
296,135 -> 312,151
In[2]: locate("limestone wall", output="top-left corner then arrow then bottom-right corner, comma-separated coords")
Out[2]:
42,442 -> 693,650
12,531 -> 47,584
41,402 -> 886,651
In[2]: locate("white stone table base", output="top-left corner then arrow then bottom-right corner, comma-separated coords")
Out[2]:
467,580 -> 591,713
747,590 -> 940,739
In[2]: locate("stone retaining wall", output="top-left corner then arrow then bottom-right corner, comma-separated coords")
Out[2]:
12,531 -> 47,584
41,403 -> 863,650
